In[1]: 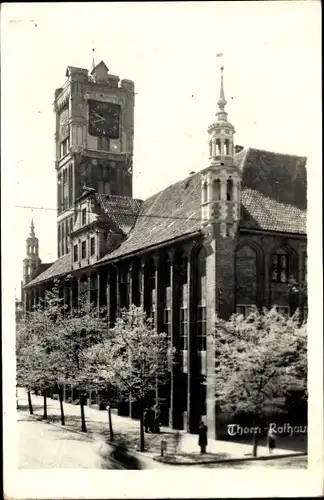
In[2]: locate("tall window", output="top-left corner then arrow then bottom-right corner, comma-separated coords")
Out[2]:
196,247 -> 207,350
81,208 -> 87,226
180,307 -> 188,350
81,241 -> 86,259
65,220 -> 69,254
202,181 -> 208,203
163,308 -> 172,342
98,137 -> 110,151
63,169 -> 68,210
226,178 -> 233,201
73,244 -> 78,262
271,253 -> 289,283
209,141 -> 212,157
60,137 -> 69,158
58,225 -> 61,257
61,224 -> 65,256
104,182 -> 110,194
90,237 -> 95,256
212,179 -> 221,201
197,305 -> 207,351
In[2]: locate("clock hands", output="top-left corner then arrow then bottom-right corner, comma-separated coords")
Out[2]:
91,111 -> 105,123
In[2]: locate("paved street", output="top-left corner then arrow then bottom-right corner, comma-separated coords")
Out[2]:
19,413 -> 174,469
17,388 -> 306,470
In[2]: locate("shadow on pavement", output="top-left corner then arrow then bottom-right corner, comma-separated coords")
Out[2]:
17,404 -> 44,412
103,445 -> 143,470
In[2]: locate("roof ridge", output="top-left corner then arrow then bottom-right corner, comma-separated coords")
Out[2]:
246,146 -> 306,159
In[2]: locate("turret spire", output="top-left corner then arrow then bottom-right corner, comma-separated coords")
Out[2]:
91,47 -> 96,72
216,66 -> 228,121
30,218 -> 35,236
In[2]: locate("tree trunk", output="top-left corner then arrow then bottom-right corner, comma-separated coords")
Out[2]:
80,393 -> 87,432
43,390 -> 47,420
252,413 -> 258,457
107,405 -> 114,441
139,400 -> 145,452
27,390 -> 33,415
59,386 -> 65,426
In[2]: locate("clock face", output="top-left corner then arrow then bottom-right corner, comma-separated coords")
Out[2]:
59,108 -> 69,138
88,99 -> 121,139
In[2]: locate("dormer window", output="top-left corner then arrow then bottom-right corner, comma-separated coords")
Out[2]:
81,208 -> 87,225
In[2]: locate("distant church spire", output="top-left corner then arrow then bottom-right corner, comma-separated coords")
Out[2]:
216,66 -> 228,122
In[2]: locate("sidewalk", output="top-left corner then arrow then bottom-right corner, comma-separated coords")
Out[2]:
17,388 -> 304,465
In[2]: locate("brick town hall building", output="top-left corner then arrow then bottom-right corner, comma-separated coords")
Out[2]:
22,61 -> 307,437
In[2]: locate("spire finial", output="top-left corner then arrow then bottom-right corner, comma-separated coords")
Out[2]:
218,66 -> 227,109
91,45 -> 96,72
216,65 -> 228,121
30,218 -> 35,236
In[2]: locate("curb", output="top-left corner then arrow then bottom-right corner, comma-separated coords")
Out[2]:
153,451 -> 307,466
19,408 -> 307,467
23,410 -> 155,461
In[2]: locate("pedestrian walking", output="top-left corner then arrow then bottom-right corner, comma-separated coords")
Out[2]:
198,421 -> 208,454
267,428 -> 276,454
147,407 -> 155,433
153,405 -> 161,434
143,408 -> 149,433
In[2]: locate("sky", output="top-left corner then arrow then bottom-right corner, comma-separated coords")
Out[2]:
1,1 -> 321,300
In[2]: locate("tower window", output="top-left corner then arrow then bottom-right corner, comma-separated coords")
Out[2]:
98,137 -> 110,151
209,141 -> 213,157
81,208 -> 87,225
81,241 -> 86,259
271,253 -> 289,283
226,179 -> 233,201
212,179 -> 221,201
202,181 -> 208,203
90,237 -> 95,256
60,137 -> 69,158
73,244 -> 78,262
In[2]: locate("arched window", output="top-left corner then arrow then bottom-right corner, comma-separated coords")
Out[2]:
212,179 -> 221,201
209,141 -> 213,157
226,179 -> 233,201
202,181 -> 208,203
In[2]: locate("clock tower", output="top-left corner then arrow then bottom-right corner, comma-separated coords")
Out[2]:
54,60 -> 135,258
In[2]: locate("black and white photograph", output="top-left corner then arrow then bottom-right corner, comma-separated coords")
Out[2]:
2,1 -> 323,498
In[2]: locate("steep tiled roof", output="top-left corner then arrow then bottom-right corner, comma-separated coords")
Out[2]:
240,188 -> 306,234
235,148 -> 307,210
95,194 -> 142,234
25,255 -> 71,288
25,147 -> 307,286
98,174 -> 202,262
